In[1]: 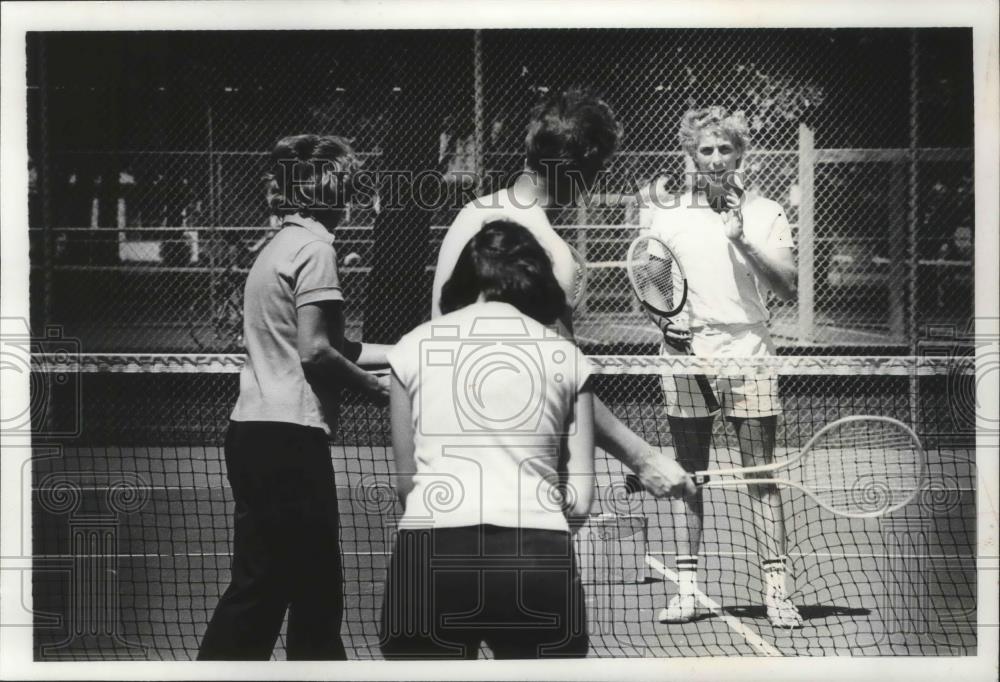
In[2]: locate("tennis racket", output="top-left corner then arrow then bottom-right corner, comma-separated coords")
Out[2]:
626,233 -> 720,413
625,416 -> 926,518
567,243 -> 589,313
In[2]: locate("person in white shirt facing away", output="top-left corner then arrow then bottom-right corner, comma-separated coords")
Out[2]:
382,219 -> 594,659
431,89 -> 694,502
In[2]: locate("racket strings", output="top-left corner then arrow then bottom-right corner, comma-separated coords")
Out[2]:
630,238 -> 680,314
796,421 -> 924,515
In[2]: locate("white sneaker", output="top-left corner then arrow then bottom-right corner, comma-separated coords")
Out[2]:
765,584 -> 803,628
658,594 -> 698,623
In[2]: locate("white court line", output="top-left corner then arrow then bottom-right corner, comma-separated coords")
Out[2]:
645,554 -> 782,658
40,551 -> 973,560
34,552 -> 393,558
648,551 -> 976,559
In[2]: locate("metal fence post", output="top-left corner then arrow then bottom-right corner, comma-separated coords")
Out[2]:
888,161 -> 907,342
34,35 -> 57,434
473,30 -> 485,185
908,29 -> 920,345
207,101 -> 217,332
37,34 -> 54,334
908,29 -> 921,428
797,123 -> 816,344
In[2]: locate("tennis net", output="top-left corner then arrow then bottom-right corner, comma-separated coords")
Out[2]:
29,353 -> 977,659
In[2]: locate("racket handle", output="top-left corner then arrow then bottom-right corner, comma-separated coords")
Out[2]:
682,340 -> 721,414
624,472 -> 709,495
694,374 -> 721,413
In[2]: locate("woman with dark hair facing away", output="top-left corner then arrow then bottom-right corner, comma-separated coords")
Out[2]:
382,220 -> 593,659
431,89 -> 694,501
198,134 -> 391,660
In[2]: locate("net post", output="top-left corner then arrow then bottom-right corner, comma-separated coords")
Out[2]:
797,122 -> 816,344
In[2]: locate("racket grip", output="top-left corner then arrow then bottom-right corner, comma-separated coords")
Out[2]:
695,374 -> 721,413
624,472 -> 709,493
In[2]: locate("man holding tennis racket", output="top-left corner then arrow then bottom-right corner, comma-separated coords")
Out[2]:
431,89 -> 695,501
640,107 -> 800,628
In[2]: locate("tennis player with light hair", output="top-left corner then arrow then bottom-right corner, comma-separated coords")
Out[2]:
431,89 -> 695,501
644,107 -> 801,628
198,134 -> 390,660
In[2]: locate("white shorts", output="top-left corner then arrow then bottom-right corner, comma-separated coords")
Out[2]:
660,322 -> 782,420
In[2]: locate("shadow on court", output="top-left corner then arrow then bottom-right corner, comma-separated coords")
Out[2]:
725,604 -> 873,621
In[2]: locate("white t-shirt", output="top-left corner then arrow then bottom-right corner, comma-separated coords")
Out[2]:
431,189 -> 578,319
231,216 -> 344,434
387,301 -> 594,532
646,190 -> 794,327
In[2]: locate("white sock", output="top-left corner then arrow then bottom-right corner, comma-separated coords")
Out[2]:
676,555 -> 698,596
762,556 -> 788,594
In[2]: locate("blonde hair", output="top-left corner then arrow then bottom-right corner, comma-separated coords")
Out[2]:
677,106 -> 750,158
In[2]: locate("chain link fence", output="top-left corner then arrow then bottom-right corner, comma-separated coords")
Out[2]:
27,28 -> 974,353
24,28 -> 979,661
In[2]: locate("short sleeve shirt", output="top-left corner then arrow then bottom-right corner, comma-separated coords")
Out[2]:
647,191 -> 794,326
387,301 -> 594,532
431,190 -> 579,319
231,216 -> 344,434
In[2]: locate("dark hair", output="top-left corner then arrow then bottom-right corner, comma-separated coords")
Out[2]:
440,220 -> 566,325
265,134 -> 360,218
524,88 -> 621,190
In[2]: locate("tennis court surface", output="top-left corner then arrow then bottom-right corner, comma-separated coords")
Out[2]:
30,353 -> 977,659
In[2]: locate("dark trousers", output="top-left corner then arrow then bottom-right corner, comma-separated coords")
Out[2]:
198,421 -> 346,660
380,525 -> 589,659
